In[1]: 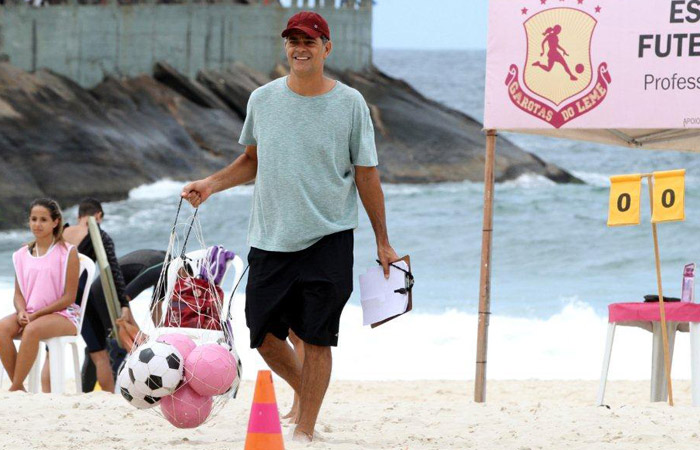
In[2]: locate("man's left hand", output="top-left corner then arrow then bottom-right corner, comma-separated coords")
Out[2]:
377,243 -> 400,279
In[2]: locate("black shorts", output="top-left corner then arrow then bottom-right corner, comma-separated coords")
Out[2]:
74,272 -> 108,353
245,229 -> 354,348
81,283 -> 110,353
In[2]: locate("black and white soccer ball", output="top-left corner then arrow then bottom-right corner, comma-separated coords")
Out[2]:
127,341 -> 184,397
117,363 -> 161,409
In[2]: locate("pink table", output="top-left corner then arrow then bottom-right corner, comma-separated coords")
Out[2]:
609,302 -> 700,326
598,302 -> 700,406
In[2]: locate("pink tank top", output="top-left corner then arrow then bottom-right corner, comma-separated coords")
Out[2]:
12,242 -> 80,329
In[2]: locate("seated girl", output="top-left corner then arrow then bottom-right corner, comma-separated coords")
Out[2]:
0,198 -> 80,392
41,197 -> 131,394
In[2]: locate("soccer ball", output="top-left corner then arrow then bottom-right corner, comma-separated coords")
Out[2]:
127,341 -> 184,397
184,343 -> 238,397
156,333 -> 196,360
160,383 -> 213,429
117,363 -> 161,409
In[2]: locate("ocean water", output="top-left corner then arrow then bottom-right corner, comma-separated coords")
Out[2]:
2,50 -> 699,381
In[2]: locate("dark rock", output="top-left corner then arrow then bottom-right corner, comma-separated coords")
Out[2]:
153,61 -> 230,112
0,64 -> 239,230
0,60 -> 577,230
112,75 -> 244,158
197,62 -> 271,120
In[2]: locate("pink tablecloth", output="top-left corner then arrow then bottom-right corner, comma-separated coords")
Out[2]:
609,302 -> 700,324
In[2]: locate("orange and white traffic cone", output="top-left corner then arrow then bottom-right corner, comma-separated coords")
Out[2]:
244,370 -> 285,450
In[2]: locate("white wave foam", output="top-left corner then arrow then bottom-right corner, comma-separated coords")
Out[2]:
123,175 -> 568,208
0,229 -> 31,242
383,181 -> 480,196
572,171 -> 610,187
128,178 -> 479,203
1,283 -> 690,381
128,179 -> 255,201
500,174 -> 557,189
128,179 -> 183,200
221,298 -> 691,381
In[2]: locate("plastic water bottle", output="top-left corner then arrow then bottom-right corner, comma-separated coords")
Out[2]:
681,263 -> 695,302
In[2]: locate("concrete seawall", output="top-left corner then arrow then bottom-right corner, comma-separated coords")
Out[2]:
0,1 -> 372,87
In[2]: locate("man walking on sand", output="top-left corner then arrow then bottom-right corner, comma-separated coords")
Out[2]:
181,11 -> 398,441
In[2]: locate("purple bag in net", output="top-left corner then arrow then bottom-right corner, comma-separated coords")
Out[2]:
198,245 -> 235,286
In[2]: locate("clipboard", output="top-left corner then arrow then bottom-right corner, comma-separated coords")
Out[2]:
371,255 -> 412,328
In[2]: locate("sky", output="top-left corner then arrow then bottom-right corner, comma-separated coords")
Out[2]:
372,0 -> 489,50
279,0 -> 489,50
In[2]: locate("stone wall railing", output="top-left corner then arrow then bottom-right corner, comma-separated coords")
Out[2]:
0,0 -> 372,86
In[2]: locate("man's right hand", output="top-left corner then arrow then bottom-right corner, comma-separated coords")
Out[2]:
181,179 -> 214,208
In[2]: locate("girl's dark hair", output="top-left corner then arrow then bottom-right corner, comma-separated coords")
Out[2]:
28,198 -> 65,252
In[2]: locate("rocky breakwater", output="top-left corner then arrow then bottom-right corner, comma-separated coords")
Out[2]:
0,61 -> 577,229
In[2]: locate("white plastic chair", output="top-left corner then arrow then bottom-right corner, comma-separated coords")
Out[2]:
152,249 -> 244,344
27,254 -> 95,394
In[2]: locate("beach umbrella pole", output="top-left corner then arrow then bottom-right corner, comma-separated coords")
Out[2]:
475,129 -> 497,402
646,175 -> 674,406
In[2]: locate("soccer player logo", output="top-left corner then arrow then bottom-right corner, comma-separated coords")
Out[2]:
523,8 -> 595,105
504,6 -> 611,128
532,25 -> 579,81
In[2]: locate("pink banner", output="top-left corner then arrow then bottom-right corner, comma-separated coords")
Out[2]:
485,0 -> 700,129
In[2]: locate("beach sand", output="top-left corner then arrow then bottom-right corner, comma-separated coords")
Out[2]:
1,379 -> 699,449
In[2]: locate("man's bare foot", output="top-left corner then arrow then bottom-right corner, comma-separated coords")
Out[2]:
283,393 -> 301,423
8,385 -> 26,392
283,404 -> 300,423
282,410 -> 300,424
291,428 -> 313,443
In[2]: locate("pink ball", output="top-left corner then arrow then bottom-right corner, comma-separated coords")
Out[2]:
156,333 -> 196,360
184,344 -> 238,396
160,384 -> 213,429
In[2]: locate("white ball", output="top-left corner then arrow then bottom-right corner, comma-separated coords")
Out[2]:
117,364 -> 161,409
127,341 -> 184,397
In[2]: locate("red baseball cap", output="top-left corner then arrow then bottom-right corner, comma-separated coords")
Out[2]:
281,11 -> 331,40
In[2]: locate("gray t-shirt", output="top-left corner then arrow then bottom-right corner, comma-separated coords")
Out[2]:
239,76 -> 378,252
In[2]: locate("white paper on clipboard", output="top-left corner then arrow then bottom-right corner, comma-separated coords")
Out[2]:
359,261 -> 409,326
